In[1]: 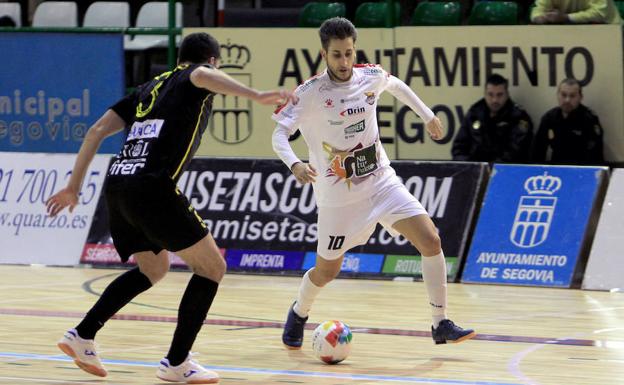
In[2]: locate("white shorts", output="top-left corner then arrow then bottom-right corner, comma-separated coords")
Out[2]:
316,176 -> 428,259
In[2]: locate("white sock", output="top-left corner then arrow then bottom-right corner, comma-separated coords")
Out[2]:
421,251 -> 448,328
293,269 -> 322,318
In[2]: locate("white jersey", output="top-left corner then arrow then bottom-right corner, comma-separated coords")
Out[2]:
272,64 -> 434,207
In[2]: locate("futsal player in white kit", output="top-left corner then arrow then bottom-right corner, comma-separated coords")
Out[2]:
272,17 -> 476,347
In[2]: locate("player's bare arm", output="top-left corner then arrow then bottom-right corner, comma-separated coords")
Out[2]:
45,109 -> 126,216
190,66 -> 298,106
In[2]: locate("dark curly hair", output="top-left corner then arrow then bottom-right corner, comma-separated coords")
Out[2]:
178,32 -> 221,64
319,17 -> 357,51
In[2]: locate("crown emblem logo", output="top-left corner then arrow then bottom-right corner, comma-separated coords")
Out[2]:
523,172 -> 561,195
219,40 -> 251,70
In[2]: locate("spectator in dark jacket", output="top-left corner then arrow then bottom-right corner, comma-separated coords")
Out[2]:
452,74 -> 533,162
531,78 -> 604,165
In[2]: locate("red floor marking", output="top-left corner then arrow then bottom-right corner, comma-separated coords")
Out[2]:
0,307 -> 599,346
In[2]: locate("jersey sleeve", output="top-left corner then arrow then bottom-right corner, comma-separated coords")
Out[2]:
110,87 -> 140,125
358,65 -> 435,123
271,83 -> 312,134
272,123 -> 301,169
378,65 -> 393,91
385,75 -> 435,123
355,63 -> 393,91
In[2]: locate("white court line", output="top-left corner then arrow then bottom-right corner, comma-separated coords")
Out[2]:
593,327 -> 624,333
587,307 -> 624,312
507,343 -> 545,385
507,333 -> 586,385
0,352 -> 523,385
0,352 -> 67,365
507,325 -> 623,385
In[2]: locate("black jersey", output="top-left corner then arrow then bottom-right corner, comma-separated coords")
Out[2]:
108,63 -> 215,182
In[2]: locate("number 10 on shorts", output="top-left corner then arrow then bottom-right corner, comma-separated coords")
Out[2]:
328,235 -> 345,250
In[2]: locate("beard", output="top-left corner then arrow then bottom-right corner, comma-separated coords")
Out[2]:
327,65 -> 352,82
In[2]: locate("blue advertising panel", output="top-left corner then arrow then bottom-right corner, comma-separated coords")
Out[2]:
226,249 -> 304,271
462,164 -> 607,287
303,252 -> 384,274
0,33 -> 125,153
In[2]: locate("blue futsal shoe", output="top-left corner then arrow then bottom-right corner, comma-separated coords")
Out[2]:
431,319 -> 476,345
282,302 -> 308,349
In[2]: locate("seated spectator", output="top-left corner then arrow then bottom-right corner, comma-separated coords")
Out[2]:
531,78 -> 604,165
451,74 -> 533,163
531,0 -> 622,24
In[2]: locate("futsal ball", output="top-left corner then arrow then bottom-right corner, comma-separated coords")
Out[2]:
311,320 -> 353,364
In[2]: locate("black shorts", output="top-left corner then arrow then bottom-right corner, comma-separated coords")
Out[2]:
105,174 -> 209,262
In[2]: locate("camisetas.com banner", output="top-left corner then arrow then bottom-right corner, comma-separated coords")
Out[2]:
82,158 -> 485,279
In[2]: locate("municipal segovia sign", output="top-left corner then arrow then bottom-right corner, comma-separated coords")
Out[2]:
462,164 -> 607,287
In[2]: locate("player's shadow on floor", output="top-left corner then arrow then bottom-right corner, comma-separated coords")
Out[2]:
283,346 -> 475,377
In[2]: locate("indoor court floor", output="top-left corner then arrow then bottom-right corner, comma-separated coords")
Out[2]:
0,264 -> 622,385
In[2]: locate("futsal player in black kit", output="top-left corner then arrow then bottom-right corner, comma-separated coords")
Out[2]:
45,32 -> 297,384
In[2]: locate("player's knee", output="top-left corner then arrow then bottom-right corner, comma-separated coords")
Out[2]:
213,252 -> 227,280
191,250 -> 226,283
330,265 -> 341,280
139,258 -> 170,284
315,265 -> 340,285
415,231 -> 442,256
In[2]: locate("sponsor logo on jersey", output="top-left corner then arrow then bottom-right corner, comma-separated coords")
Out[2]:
364,92 -> 376,105
121,140 -> 150,159
339,106 -> 365,117
324,99 -> 334,108
299,77 -> 320,93
362,68 -> 383,75
127,119 -> 164,140
344,120 -> 365,135
340,97 -> 358,104
108,159 -> 145,175
328,119 -> 344,126
324,141 -> 378,184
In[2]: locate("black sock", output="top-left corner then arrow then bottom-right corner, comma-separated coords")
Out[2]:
75,267 -> 153,340
166,274 -> 219,366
